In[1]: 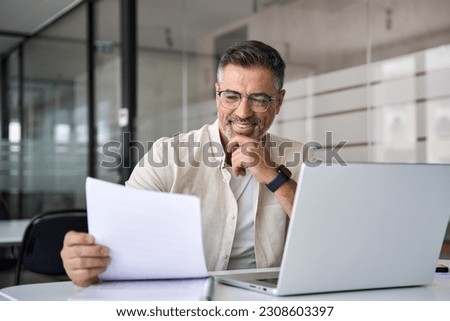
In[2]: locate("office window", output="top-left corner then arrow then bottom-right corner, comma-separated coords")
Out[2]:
17,3 -> 87,217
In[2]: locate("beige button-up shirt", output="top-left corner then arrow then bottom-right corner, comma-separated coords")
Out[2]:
126,120 -> 304,271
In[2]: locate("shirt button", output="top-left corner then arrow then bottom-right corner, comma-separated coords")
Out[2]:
231,215 -> 235,220
223,254 -> 229,259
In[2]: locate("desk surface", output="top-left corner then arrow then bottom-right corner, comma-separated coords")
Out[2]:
1,260 -> 449,301
0,219 -> 29,247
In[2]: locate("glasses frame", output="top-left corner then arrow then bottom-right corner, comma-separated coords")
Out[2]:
216,89 -> 279,113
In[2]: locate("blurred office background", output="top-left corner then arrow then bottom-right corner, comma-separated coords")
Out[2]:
0,0 -> 449,253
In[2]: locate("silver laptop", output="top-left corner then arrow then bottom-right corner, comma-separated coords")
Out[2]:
215,162 -> 450,296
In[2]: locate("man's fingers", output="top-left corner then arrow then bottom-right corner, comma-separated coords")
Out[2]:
226,140 -> 239,153
64,231 -> 95,246
70,267 -> 107,288
60,231 -> 110,287
70,244 -> 109,259
65,256 -> 111,270
72,275 -> 99,288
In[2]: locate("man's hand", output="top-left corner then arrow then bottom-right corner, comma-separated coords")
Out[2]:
226,135 -> 277,183
226,134 -> 297,217
60,231 -> 110,287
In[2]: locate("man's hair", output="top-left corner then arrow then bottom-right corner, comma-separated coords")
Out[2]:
216,40 -> 286,91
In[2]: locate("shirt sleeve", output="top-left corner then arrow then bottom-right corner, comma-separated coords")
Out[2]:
125,138 -> 173,192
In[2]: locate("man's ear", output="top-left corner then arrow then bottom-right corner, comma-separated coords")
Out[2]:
275,89 -> 286,114
215,83 -> 220,108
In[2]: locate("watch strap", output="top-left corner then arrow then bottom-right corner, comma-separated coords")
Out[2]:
266,165 -> 291,193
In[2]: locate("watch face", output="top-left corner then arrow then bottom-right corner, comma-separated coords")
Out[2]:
279,165 -> 292,178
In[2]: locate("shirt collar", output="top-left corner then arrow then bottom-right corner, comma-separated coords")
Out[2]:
207,120 -> 226,168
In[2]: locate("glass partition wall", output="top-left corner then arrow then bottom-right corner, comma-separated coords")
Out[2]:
1,4 -> 88,218
1,0 -> 449,255
0,0 -> 120,218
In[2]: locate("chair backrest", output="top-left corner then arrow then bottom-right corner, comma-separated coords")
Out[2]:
0,198 -> 10,220
15,209 -> 88,285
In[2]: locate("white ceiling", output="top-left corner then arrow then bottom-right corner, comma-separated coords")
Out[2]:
0,0 -> 83,54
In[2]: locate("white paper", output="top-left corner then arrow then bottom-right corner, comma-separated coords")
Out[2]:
85,177 -> 208,281
70,278 -> 210,301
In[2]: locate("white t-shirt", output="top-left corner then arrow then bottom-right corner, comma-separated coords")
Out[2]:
226,167 -> 256,270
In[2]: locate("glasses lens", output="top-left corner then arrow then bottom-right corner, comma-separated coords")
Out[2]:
220,91 -> 241,109
248,94 -> 271,112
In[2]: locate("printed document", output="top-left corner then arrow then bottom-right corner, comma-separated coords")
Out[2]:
85,177 -> 208,280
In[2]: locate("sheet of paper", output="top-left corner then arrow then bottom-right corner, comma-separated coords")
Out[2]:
85,177 -> 208,281
70,278 -> 210,301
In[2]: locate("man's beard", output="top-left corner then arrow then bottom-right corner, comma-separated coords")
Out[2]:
222,114 -> 264,141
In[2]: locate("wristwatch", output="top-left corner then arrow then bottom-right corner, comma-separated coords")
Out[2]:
266,165 -> 292,193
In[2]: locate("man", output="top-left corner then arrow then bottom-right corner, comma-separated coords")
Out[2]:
61,40 -> 305,287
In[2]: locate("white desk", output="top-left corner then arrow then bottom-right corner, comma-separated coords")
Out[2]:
1,260 -> 449,301
0,219 -> 30,247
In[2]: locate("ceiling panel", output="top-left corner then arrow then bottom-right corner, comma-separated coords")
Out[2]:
0,0 -> 83,34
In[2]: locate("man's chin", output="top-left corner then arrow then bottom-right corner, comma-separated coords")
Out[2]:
225,128 -> 263,141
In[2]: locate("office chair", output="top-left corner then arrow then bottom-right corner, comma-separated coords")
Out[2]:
0,198 -> 10,220
14,208 -> 88,285
0,198 -> 16,273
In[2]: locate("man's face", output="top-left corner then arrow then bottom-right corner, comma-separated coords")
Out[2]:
215,64 -> 285,146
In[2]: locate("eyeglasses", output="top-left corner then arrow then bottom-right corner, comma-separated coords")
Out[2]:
216,90 -> 278,113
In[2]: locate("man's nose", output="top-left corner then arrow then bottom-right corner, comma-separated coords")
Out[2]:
233,97 -> 253,118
